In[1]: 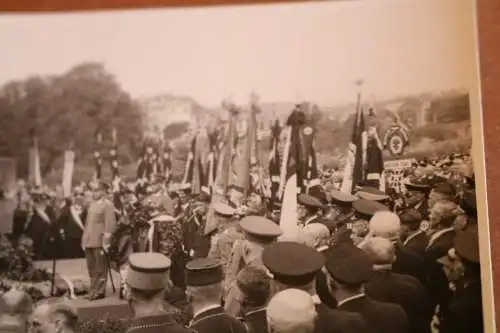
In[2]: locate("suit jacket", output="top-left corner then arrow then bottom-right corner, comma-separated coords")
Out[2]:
338,294 -> 409,333
189,306 -> 247,333
392,242 -> 427,284
425,228 -> 456,262
439,281 -> 484,333
239,307 -> 267,333
57,204 -> 85,239
126,313 -> 194,333
24,205 -> 59,260
314,302 -> 368,333
365,269 -> 433,333
81,198 -> 116,248
402,230 -> 429,255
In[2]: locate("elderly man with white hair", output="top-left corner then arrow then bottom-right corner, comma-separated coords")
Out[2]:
360,237 -> 433,333
267,289 -> 317,333
362,211 -> 426,283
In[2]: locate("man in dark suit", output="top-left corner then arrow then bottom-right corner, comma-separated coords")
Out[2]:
186,258 -> 247,333
438,226 -> 483,333
362,237 -> 433,333
125,252 -> 194,333
81,182 -> 117,300
400,209 -> 428,255
324,242 -> 410,333
57,190 -> 86,259
262,241 -> 368,333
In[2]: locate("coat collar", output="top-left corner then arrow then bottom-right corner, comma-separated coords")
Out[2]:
189,305 -> 225,327
427,227 -> 454,250
403,229 -> 425,247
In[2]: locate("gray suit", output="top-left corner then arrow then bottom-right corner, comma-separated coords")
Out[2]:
82,198 -> 116,298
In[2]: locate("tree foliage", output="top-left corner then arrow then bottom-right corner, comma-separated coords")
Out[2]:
0,63 -> 144,180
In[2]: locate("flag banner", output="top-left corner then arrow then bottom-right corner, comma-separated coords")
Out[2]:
162,142 -> 173,184
232,106 -> 257,202
62,149 -> 75,197
0,158 -> 16,199
193,129 -> 210,195
94,131 -> 103,181
206,130 -> 219,192
204,107 -> 237,236
28,133 -> 42,187
364,127 -> 385,190
278,107 -> 307,240
182,135 -> 197,185
341,96 -> 366,193
110,128 -> 120,181
302,118 -> 319,192
268,119 -> 282,202
279,174 -> 300,241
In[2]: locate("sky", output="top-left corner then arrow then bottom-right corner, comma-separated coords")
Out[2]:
0,0 -> 479,108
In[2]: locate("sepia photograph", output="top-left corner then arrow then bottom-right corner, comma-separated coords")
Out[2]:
0,0 -> 492,332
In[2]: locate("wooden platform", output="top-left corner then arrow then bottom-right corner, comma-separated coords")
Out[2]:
35,259 -> 131,320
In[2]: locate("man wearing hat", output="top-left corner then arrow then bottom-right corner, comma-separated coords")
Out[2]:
297,193 -> 325,228
186,258 -> 247,333
125,252 -> 192,333
328,190 -> 358,244
355,186 -> 389,202
207,202 -> 243,271
224,215 -> 282,316
262,241 -> 368,333
81,181 -> 117,300
437,226 -> 483,333
350,199 -> 389,245
403,177 -> 432,221
323,243 -> 409,333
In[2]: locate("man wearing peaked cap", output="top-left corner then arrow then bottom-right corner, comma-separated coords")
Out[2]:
297,193 -> 325,228
223,216 -> 282,316
328,190 -> 358,242
438,226 -> 484,333
352,199 -> 389,221
355,186 -> 389,202
323,243 -> 410,333
262,242 -> 369,333
185,258 -> 247,333
125,252 -> 191,333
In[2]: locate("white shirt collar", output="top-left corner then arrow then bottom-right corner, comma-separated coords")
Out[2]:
192,304 -> 221,319
427,227 -> 454,249
403,229 -> 424,247
304,215 -> 318,226
337,293 -> 365,307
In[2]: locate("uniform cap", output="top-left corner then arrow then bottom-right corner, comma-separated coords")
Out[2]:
185,258 -> 224,286
352,199 -> 389,220
329,190 -> 357,205
369,211 -> 401,241
297,193 -> 324,209
262,242 -> 325,286
239,215 -> 282,238
125,252 -> 171,290
399,209 -> 422,225
267,289 -> 317,329
213,202 -> 236,217
454,226 -> 480,264
324,243 -> 374,285
356,187 -> 389,201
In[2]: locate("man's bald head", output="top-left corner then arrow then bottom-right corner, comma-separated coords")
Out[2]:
0,289 -> 33,316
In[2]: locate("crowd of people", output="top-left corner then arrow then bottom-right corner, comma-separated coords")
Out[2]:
0,148 -> 483,333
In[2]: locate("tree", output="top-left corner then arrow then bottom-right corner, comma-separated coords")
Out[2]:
0,62 -> 145,181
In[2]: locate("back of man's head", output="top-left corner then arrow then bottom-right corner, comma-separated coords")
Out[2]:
267,289 -> 316,333
0,290 -> 33,332
369,211 -> 401,241
48,303 -> 79,332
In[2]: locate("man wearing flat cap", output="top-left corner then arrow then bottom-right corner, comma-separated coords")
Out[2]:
323,243 -> 409,333
125,252 -> 192,333
297,193 -> 325,228
185,258 -> 247,333
262,241 -> 368,333
437,226 -> 483,333
81,181 -> 117,300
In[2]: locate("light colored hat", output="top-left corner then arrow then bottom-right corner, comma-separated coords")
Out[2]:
267,289 -> 317,331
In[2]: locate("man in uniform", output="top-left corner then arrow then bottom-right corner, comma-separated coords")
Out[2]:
323,243 -> 410,333
185,258 -> 247,333
81,181 -> 117,300
355,186 -> 389,202
400,209 -> 428,255
125,252 -> 193,333
297,194 -> 325,228
329,190 -> 358,244
262,241 -> 368,333
351,199 -> 389,246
